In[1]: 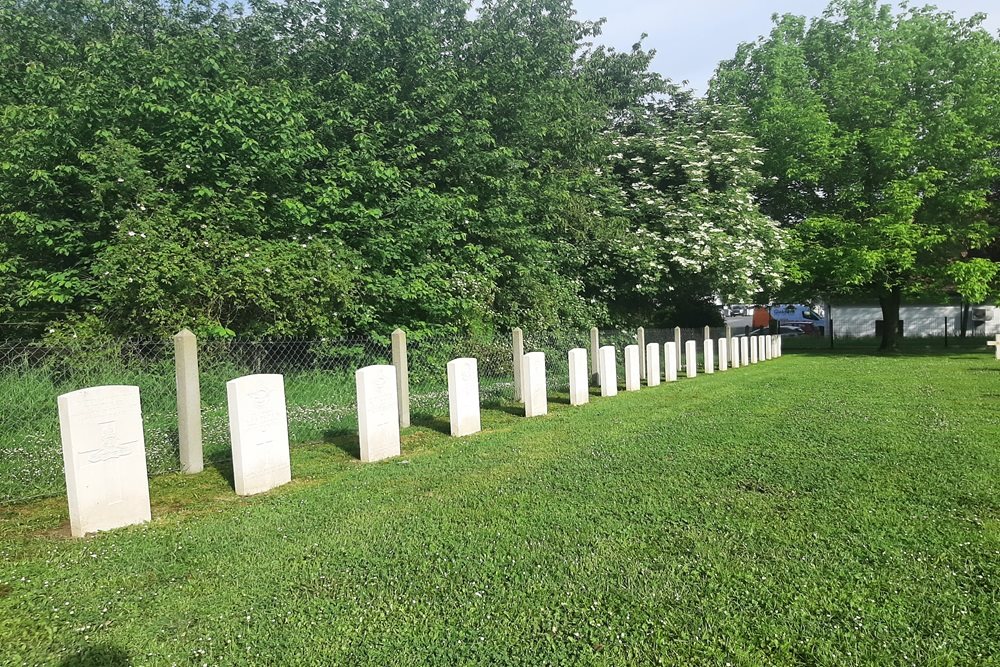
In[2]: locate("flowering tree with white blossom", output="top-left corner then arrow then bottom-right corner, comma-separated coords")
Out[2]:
598,95 -> 788,323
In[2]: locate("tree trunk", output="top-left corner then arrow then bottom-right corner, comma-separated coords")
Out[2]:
960,301 -> 970,338
878,287 -> 901,351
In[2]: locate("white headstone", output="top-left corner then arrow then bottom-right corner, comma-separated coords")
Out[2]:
447,358 -> 481,437
730,337 -> 740,369
740,336 -> 749,366
522,351 -> 547,417
58,385 -> 151,537
685,340 -> 697,378
750,336 -> 758,364
645,343 -> 660,386
759,335 -> 767,361
703,339 -> 714,374
568,348 -> 589,406
717,338 -> 728,372
356,365 -> 401,462
227,374 -> 292,496
664,342 -> 678,382
625,345 -> 641,391
599,346 -> 618,396
988,334 -> 1000,360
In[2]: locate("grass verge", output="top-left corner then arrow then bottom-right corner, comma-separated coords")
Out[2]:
2,349 -> 999,665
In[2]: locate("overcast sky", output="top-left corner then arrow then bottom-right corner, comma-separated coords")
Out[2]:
570,1 -> 999,93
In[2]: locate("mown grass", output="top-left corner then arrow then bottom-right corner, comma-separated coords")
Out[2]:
1,349 -> 999,666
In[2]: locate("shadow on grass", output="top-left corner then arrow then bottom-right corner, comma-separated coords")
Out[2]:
60,644 -> 129,666
783,337 -> 990,358
410,414 -> 451,435
549,395 -> 571,406
483,401 -> 524,417
206,450 -> 235,491
323,428 -> 360,459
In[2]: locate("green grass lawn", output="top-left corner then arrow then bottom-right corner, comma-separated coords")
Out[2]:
2,348 -> 999,666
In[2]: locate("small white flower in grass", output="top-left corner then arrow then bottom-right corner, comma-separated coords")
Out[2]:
116,177 -> 124,183
264,268 -> 271,273
127,231 -> 136,236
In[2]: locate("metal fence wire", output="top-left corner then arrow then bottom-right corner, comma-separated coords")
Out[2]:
0,326 -> 739,504
0,339 -> 177,504
197,337 -> 393,467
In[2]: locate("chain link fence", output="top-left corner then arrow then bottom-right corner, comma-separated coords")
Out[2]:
197,337 -> 393,467
0,339 -> 177,504
1,325 -> 733,504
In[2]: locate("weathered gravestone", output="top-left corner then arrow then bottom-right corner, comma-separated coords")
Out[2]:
568,348 -> 589,406
685,340 -> 698,378
447,358 -> 481,437
625,345 -> 641,391
730,337 -> 740,369
740,337 -> 749,366
637,327 -> 647,381
664,342 -> 678,382
988,334 -> 1000,360
718,338 -> 728,372
750,336 -> 758,364
590,327 -> 600,386
703,339 -> 714,375
645,343 -> 660,387
356,365 -> 401,462
58,385 -> 151,537
227,374 -> 292,496
522,351 -> 548,417
512,327 -> 524,403
599,346 -> 618,397
759,335 -> 768,361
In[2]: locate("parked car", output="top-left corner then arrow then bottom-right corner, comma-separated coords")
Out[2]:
728,304 -> 747,316
748,325 -> 805,337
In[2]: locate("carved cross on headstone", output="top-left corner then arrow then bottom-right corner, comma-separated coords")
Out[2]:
987,334 -> 1000,360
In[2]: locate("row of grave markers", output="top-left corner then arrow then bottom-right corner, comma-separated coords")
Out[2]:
56,331 -> 782,537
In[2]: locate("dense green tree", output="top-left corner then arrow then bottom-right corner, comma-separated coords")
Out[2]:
0,0 -> 670,339
0,0 -> 788,340
711,0 -> 1000,349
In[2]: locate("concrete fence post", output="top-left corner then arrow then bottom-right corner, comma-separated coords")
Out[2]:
173,328 -> 203,473
673,326 -> 682,372
513,327 -> 525,402
704,325 -> 711,340
590,327 -> 600,386
391,328 -> 410,428
637,327 -> 646,380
